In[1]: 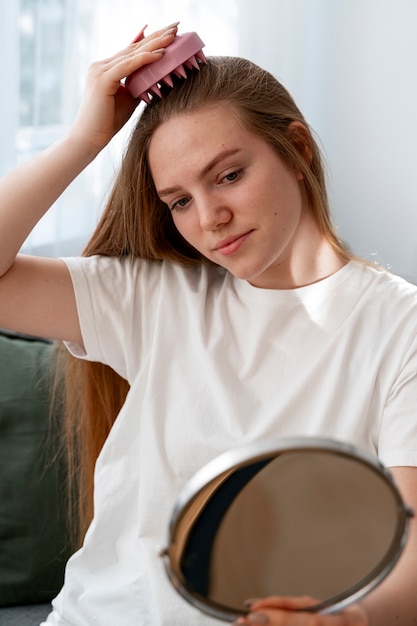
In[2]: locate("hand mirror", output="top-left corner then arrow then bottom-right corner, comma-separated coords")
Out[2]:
161,437 -> 413,621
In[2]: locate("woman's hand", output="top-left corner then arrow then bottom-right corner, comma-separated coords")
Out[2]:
69,22 -> 179,154
232,597 -> 369,626
0,22 -> 178,290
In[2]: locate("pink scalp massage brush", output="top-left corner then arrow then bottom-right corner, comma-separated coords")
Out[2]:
126,31 -> 207,104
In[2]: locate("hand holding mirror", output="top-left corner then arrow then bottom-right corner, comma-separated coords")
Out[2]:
161,437 -> 413,621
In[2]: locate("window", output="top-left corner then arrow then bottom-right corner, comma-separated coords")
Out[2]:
17,0 -> 92,159
19,0 -> 67,128
1,0 -> 238,257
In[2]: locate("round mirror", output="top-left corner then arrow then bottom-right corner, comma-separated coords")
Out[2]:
161,437 -> 413,621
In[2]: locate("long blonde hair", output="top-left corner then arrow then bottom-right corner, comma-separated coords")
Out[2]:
62,56 -> 352,545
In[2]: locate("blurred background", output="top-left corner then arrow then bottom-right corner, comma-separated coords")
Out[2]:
1,0 -> 416,281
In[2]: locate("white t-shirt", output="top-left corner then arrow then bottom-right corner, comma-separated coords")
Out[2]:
42,258 -> 417,625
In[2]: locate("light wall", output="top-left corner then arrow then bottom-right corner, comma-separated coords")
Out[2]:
236,0 -> 417,280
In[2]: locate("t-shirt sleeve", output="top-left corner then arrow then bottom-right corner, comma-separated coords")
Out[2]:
61,255 -> 161,382
378,330 -> 417,467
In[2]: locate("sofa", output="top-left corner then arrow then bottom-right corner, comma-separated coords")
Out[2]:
0,330 -> 73,625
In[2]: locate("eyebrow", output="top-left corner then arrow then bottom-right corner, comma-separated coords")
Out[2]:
157,148 -> 241,198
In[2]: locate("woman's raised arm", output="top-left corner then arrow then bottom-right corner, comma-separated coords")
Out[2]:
0,23 -> 178,342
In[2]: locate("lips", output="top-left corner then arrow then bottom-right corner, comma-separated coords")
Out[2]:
214,230 -> 253,256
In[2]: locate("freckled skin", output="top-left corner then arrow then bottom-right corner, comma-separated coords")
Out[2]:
149,103 -> 344,290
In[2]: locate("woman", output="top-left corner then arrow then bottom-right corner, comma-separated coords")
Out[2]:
0,23 -> 416,626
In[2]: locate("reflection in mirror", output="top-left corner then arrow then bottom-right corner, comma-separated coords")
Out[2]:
162,437 -> 413,622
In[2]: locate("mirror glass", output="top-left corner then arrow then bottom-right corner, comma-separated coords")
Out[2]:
162,437 -> 413,621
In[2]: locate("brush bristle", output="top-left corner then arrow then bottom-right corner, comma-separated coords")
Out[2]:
161,74 -> 174,88
184,55 -> 199,70
172,64 -> 187,79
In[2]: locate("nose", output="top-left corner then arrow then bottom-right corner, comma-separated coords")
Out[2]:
197,194 -> 232,231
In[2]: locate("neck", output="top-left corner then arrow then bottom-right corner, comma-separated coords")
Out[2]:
250,211 -> 348,290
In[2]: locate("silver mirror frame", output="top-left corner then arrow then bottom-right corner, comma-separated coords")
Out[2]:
162,437 -> 414,622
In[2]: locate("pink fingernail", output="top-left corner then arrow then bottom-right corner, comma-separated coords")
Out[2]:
131,24 -> 148,43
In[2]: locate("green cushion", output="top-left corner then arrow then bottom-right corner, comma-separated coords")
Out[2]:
0,331 -> 71,607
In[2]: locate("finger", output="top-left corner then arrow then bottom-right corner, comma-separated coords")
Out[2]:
134,21 -> 179,46
131,24 -> 148,44
236,603 -> 368,626
249,597 -> 320,611
86,31 -> 176,97
105,48 -> 167,85
99,23 -> 179,67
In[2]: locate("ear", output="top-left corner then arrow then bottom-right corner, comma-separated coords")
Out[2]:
286,122 -> 313,179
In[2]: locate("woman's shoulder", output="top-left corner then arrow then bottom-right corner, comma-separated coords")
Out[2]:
62,254 -> 227,293
348,261 -> 417,330
353,260 -> 417,298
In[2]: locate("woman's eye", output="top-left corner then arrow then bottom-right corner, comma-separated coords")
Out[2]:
222,169 -> 242,183
171,197 -> 190,212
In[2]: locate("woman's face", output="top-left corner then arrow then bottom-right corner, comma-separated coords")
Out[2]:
148,103 -> 325,289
